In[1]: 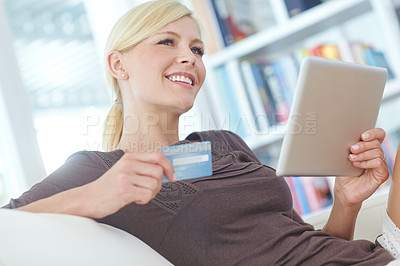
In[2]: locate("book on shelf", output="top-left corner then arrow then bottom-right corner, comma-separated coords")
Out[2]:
190,0 -> 224,54
284,176 -> 333,216
348,42 -> 394,79
284,0 -> 324,18
307,43 -> 341,60
210,0 -> 235,46
270,56 -> 298,108
213,65 -> 249,137
224,0 -> 276,39
238,56 -> 299,127
382,128 -> 400,175
293,41 -> 395,80
292,48 -> 308,70
232,41 -> 393,134
285,176 -> 308,215
239,59 -> 271,132
253,62 -> 281,126
223,1 -> 247,42
363,49 -> 396,80
194,0 -> 276,48
262,63 -> 290,123
349,42 -> 371,64
225,60 -> 258,136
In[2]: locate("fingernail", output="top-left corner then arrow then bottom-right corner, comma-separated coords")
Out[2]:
354,161 -> 361,165
352,145 -> 359,150
173,173 -> 177,181
350,154 -> 358,159
362,133 -> 369,140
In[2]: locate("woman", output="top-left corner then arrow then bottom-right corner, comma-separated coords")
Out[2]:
2,0 -> 398,264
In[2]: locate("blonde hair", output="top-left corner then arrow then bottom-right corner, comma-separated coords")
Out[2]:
102,0 -> 199,151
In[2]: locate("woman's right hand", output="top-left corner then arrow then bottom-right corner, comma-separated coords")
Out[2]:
83,150 -> 176,219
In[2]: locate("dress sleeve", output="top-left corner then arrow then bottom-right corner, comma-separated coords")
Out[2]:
1,151 -> 108,209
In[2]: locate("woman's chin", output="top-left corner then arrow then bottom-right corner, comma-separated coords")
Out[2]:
176,99 -> 195,112
176,104 -> 193,114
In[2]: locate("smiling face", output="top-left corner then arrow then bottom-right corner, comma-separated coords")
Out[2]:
119,15 -> 206,115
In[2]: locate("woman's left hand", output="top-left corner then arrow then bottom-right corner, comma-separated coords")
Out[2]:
323,128 -> 389,240
335,128 -> 389,208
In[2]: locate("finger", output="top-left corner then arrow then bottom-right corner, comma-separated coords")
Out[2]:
131,161 -> 164,180
152,150 -> 176,182
130,186 -> 156,205
349,148 -> 385,163
351,154 -> 388,169
350,139 -> 381,154
127,151 -> 176,182
131,174 -> 162,192
360,128 -> 386,143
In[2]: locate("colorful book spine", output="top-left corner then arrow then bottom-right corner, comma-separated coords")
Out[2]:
300,177 -> 322,212
253,62 -> 279,126
225,60 -> 258,136
382,135 -> 396,175
190,0 -> 224,54
284,176 -> 334,216
271,59 -> 294,108
285,177 -> 305,215
321,44 -> 341,60
284,0 -> 323,17
262,63 -> 290,123
210,0 -> 235,46
363,49 -> 395,80
239,59 -> 270,132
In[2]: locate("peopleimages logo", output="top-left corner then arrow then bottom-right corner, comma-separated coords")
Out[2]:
81,111 -> 318,137
286,112 -> 317,135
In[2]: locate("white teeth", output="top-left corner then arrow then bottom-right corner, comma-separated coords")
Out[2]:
168,75 -> 193,85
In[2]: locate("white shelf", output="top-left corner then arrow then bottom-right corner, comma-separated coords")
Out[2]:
205,0 -> 372,68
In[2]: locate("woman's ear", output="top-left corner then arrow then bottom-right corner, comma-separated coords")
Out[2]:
107,51 -> 128,80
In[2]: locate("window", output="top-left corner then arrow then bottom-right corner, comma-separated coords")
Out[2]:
3,0 -> 110,174
0,162 -> 9,206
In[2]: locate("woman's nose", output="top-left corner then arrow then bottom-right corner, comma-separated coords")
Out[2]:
177,48 -> 196,66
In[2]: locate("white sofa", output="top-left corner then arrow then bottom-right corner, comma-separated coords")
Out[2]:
0,209 -> 172,266
304,189 -> 389,241
0,191 -> 388,265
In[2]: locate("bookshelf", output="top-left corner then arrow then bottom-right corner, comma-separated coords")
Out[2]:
191,0 -> 400,217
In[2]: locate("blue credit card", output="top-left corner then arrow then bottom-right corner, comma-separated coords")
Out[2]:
160,141 -> 212,182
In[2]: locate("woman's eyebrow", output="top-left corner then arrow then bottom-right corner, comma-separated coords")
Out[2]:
156,31 -> 204,45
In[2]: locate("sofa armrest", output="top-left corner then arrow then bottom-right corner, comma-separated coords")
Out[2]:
304,189 -> 388,241
0,209 -> 172,265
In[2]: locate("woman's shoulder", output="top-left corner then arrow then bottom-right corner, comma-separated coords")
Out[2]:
187,130 -> 241,142
187,130 -> 260,162
187,130 -> 246,147
66,149 -> 125,170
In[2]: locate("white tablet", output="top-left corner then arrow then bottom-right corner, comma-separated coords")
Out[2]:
276,56 -> 387,177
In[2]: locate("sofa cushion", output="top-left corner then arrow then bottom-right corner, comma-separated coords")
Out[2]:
0,209 -> 172,265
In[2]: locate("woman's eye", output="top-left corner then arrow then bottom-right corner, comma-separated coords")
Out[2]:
158,39 -> 174,46
191,46 -> 205,56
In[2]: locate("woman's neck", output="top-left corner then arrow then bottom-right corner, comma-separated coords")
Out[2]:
117,111 -> 180,153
